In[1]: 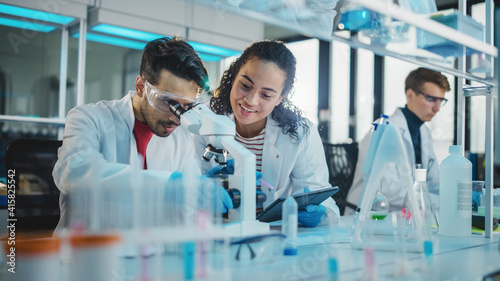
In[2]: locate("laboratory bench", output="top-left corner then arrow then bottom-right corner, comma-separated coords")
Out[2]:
2,215 -> 500,281
230,216 -> 500,281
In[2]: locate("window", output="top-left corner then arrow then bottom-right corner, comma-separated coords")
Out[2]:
287,39 -> 319,125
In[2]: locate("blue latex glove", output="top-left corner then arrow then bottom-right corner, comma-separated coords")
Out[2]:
204,159 -> 263,186
297,187 -> 326,227
210,178 -> 234,213
169,171 -> 183,181
256,171 -> 263,186
205,159 -> 235,176
169,172 -> 233,213
298,205 -> 326,227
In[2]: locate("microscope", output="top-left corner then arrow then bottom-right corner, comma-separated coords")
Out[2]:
169,102 -> 270,237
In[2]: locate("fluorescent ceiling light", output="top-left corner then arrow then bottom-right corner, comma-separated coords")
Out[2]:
73,33 -> 146,50
0,17 -> 55,32
198,53 -> 223,62
91,24 -> 162,42
188,41 -> 240,57
0,3 -> 74,25
91,24 -> 239,59
77,31 -> 224,61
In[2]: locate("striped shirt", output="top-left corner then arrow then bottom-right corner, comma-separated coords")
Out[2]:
235,128 -> 265,173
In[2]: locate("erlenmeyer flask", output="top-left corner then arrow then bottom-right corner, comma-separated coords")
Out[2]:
370,191 -> 389,220
402,168 -> 438,234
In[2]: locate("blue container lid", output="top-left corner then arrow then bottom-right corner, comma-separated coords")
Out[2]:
284,248 -> 298,256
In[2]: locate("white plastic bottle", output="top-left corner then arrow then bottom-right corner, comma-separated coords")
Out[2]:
282,196 -> 298,255
439,145 -> 472,237
7,236 -> 61,281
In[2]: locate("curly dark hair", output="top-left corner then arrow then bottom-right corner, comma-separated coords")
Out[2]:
210,40 -> 308,142
140,36 -> 209,91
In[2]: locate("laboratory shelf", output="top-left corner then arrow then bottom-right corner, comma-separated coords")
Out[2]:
350,0 -> 496,57
0,115 -> 66,126
186,0 -> 497,86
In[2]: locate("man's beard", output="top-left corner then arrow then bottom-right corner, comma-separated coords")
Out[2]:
140,103 -> 178,137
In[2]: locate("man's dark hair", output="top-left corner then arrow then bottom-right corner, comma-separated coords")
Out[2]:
405,67 -> 451,93
140,36 -> 209,91
211,39 -> 307,142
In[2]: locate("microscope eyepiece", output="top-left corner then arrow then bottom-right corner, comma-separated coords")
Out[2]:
169,101 -> 187,119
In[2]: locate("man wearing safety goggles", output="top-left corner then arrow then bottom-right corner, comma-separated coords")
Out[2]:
140,78 -> 201,138
346,67 -> 450,215
53,37 -> 233,232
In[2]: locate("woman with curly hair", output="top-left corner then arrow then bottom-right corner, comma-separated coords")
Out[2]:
200,40 -> 339,227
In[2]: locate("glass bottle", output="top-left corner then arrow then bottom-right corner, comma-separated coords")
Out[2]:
402,168 -> 439,235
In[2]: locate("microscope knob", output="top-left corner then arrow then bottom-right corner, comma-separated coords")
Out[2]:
228,189 -> 241,209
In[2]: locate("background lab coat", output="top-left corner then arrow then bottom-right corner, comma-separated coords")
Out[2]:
53,91 -> 200,231
345,107 -> 439,215
195,115 -> 341,221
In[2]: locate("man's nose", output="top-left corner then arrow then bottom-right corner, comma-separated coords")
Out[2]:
433,101 -> 441,112
170,114 -> 181,124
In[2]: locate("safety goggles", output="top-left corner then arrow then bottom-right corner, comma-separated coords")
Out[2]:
229,233 -> 286,264
414,89 -> 448,107
144,79 -> 201,112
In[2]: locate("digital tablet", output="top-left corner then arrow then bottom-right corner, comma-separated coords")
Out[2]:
256,186 -> 339,223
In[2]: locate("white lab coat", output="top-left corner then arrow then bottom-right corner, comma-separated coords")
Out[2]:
195,115 -> 341,222
345,107 -> 439,215
53,91 -> 200,231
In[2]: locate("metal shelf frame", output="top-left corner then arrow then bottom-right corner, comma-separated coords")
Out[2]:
186,0 -> 498,238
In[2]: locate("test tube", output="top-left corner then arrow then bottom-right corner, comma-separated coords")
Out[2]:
361,218 -> 377,281
282,196 -> 298,255
326,213 -> 340,281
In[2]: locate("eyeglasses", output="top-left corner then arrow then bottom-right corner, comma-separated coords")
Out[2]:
414,89 -> 448,107
144,79 -> 201,112
230,233 -> 286,263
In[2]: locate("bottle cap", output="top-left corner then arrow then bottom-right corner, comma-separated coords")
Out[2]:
449,145 -> 463,154
284,247 -> 298,256
70,233 -> 121,248
415,169 -> 427,182
3,236 -> 61,255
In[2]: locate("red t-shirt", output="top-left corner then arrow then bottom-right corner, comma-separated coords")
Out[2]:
133,119 -> 154,169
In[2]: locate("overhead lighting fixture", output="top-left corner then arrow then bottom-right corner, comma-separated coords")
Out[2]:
198,53 -> 225,62
188,41 -> 241,57
0,3 -> 74,25
0,17 -> 55,32
72,33 -> 146,50
89,23 -> 240,61
91,24 -> 162,42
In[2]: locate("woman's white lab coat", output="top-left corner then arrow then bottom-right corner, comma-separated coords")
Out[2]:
345,107 -> 439,215
53,91 -> 200,230
195,115 -> 341,221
